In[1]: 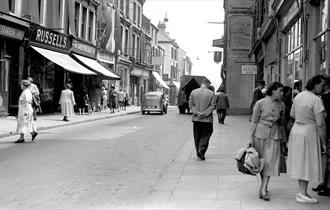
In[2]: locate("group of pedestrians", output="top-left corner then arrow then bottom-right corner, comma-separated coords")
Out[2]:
188,75 -> 330,205
100,85 -> 128,113
14,80 -> 130,143
250,75 -> 330,204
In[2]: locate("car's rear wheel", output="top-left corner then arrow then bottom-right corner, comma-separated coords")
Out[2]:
142,111 -> 145,114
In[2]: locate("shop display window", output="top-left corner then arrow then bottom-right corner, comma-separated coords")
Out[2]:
285,19 -> 303,91
29,50 -> 55,103
320,0 -> 329,75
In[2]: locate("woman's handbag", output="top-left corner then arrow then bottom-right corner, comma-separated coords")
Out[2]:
234,145 -> 264,176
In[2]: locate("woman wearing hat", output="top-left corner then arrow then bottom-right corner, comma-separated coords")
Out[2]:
101,87 -> 108,110
15,80 -> 38,143
59,83 -> 76,121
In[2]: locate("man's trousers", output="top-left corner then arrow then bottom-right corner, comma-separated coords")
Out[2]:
216,109 -> 227,123
193,121 -> 213,156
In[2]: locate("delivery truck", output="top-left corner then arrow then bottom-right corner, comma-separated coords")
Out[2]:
177,75 -> 207,114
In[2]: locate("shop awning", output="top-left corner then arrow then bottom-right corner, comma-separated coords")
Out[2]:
31,46 -> 96,75
152,71 -> 169,89
73,53 -> 120,80
172,81 -> 180,90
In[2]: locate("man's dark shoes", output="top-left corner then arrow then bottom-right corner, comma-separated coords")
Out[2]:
31,132 -> 38,141
14,139 -> 25,143
63,117 -> 69,122
197,152 -> 205,161
318,187 -> 330,196
312,185 -> 325,192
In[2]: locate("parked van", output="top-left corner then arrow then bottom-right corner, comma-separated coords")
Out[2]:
141,92 -> 168,115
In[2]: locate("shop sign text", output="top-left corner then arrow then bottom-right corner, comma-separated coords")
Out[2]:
31,25 -> 70,50
0,24 -> 24,40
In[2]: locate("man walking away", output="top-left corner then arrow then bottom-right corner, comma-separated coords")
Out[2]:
189,78 -> 216,161
215,87 -> 229,124
249,80 -> 265,120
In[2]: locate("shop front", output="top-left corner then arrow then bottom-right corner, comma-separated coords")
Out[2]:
28,24 -> 96,113
0,13 -> 29,116
71,39 -> 120,110
130,67 -> 150,106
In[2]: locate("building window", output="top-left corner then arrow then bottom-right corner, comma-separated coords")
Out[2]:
88,11 -> 94,41
81,6 -> 87,39
133,2 -> 137,23
125,28 -> 129,55
125,0 -> 129,17
132,33 -> 136,57
285,19 -> 302,89
120,25 -> 124,52
114,0 -> 118,7
9,0 -> 15,13
74,2 -> 80,36
319,0 -> 329,75
137,6 -> 141,26
137,36 -> 140,61
120,0 -> 124,12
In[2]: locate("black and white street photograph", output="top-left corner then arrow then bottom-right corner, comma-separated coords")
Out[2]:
0,0 -> 330,209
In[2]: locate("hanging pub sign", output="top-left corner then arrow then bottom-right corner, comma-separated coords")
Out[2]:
214,51 -> 222,63
30,24 -> 70,50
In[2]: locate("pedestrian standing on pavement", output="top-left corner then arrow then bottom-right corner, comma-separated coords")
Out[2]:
118,88 -> 125,111
27,77 -> 41,121
123,89 -> 128,111
101,87 -> 108,111
280,86 -> 294,138
312,76 -> 330,196
250,80 -> 266,121
250,82 -> 285,201
215,87 -> 229,124
59,83 -> 76,122
108,84 -> 118,113
15,80 -> 38,143
76,85 -> 88,115
287,75 -> 326,204
189,78 -> 216,161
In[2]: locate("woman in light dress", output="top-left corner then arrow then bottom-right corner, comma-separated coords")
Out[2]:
15,80 -> 38,143
59,84 -> 76,121
250,82 -> 285,201
287,75 -> 326,204
101,87 -> 108,110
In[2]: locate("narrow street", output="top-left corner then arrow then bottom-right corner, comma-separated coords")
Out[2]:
1,110 -> 330,209
0,110 -> 192,209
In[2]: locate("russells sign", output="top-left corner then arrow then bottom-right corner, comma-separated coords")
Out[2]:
30,25 -> 70,50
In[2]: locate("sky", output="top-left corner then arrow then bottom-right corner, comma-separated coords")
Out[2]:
143,0 -> 224,90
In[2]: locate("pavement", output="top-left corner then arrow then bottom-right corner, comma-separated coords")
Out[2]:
145,115 -> 330,210
0,105 -> 142,139
1,108 -> 329,209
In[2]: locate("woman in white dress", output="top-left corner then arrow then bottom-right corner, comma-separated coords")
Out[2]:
287,75 -> 327,203
101,87 -> 108,110
59,84 -> 76,121
15,80 -> 38,143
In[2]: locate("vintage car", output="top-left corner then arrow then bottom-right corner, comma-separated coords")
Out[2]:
141,92 -> 168,115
